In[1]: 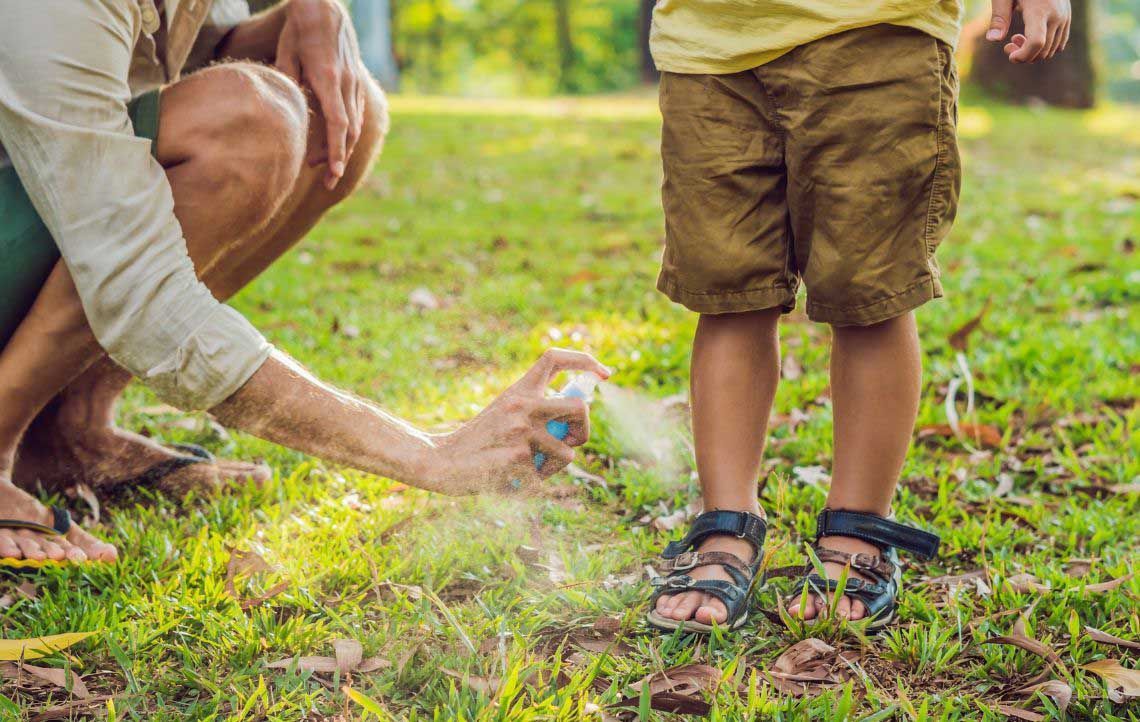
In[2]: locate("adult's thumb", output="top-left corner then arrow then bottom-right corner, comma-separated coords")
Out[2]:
987,0 -> 1013,41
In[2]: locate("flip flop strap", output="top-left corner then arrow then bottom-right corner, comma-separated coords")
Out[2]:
0,506 -> 71,536
108,455 -> 203,489
169,442 -> 215,461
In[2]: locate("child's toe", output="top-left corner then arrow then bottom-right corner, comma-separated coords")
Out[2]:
848,599 -> 867,620
836,594 -> 853,619
669,592 -> 701,621
693,595 -> 727,625
795,595 -> 819,620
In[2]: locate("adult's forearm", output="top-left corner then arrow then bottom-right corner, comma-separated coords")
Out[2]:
210,351 -> 437,487
216,2 -> 290,62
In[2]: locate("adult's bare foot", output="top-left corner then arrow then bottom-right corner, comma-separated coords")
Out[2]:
0,479 -> 118,564
13,410 -> 270,497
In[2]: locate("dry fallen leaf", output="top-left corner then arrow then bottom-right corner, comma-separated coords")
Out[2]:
266,639 -> 389,675
782,352 -> 803,380
995,703 -> 1045,721
766,638 -> 857,697
1015,679 -> 1072,714
1081,658 -> 1140,703
408,287 -> 441,310
15,581 -> 37,601
948,300 -> 992,352
69,483 -> 100,526
1078,572 -> 1133,594
918,423 -> 1003,449
1064,558 -> 1096,577
27,695 -> 114,722
924,569 -> 987,586
1,662 -> 90,699
650,502 -> 700,532
792,465 -> 831,487
542,551 -> 569,585
334,639 -> 363,674
225,547 -> 272,582
442,668 -> 501,696
225,547 -> 288,608
611,663 -> 720,715
1085,627 -> 1140,651
1005,573 -> 1052,594
983,610 -> 1067,676
994,473 -> 1015,497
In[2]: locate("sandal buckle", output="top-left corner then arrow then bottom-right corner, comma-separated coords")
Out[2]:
672,551 -> 698,571
736,515 -> 749,538
850,553 -> 880,573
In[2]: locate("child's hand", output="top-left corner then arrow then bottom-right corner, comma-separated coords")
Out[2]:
986,0 -> 1071,63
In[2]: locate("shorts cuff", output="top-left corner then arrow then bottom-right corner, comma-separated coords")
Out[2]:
657,273 -> 797,315
806,277 -> 943,326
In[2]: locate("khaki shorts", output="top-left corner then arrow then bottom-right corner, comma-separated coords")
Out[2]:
657,24 -> 961,326
0,90 -> 160,347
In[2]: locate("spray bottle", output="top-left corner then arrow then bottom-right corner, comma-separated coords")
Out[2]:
509,372 -> 602,490
532,371 -> 603,470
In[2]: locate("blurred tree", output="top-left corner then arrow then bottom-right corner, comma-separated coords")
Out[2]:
554,0 -> 579,92
966,0 -> 1096,107
353,0 -> 401,90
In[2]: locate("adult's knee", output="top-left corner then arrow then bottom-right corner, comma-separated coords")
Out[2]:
176,63 -> 309,226
355,73 -> 390,167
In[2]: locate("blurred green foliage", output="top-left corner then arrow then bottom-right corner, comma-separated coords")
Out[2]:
253,0 -> 1140,101
389,0 -> 643,95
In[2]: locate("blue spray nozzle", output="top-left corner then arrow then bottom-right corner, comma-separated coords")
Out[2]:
530,372 -> 602,471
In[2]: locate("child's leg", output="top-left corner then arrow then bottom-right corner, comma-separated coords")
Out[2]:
789,312 -> 922,620
655,308 -> 780,624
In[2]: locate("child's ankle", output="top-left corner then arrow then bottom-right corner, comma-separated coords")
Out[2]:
817,534 -> 880,558
701,501 -> 765,520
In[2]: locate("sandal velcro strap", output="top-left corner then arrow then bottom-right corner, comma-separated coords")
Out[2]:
0,506 -> 70,537
662,510 -> 767,559
816,509 -> 939,560
664,550 -> 750,575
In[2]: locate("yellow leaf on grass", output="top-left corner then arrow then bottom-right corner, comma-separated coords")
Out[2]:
343,686 -> 394,719
0,631 -> 98,661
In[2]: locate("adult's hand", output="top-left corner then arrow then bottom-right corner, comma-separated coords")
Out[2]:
276,0 -> 367,189
422,349 -> 612,495
987,0 -> 1071,63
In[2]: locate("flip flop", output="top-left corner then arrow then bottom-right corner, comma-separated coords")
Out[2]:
0,506 -> 78,569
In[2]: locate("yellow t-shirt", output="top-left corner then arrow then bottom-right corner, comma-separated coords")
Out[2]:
650,0 -> 963,74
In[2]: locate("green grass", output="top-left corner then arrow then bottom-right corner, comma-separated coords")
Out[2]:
3,95 -> 1138,721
